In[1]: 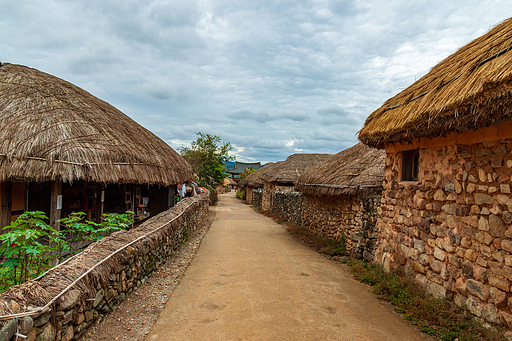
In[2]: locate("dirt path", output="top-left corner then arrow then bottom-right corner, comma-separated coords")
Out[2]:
146,192 -> 433,341
80,209 -> 215,341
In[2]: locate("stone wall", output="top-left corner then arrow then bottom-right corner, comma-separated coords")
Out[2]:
252,189 -> 262,211
302,194 -> 381,261
270,190 -> 302,226
375,140 -> 512,327
261,182 -> 276,211
0,193 -> 210,341
259,187 -> 380,261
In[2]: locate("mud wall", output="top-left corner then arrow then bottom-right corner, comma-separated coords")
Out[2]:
0,193 -> 210,341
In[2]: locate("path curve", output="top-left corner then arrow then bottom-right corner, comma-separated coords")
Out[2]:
146,192 -> 432,341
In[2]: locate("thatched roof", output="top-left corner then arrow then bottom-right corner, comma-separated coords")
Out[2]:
260,154 -> 332,185
222,178 -> 237,186
359,17 -> 512,147
295,143 -> 385,196
0,63 -> 193,185
239,162 -> 276,188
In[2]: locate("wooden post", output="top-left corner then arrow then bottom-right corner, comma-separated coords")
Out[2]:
49,181 -> 62,231
96,183 -> 104,223
0,182 -> 12,230
167,186 -> 173,209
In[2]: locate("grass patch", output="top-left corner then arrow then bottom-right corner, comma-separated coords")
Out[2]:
348,261 -> 506,341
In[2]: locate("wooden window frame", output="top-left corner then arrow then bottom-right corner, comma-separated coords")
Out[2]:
401,149 -> 419,182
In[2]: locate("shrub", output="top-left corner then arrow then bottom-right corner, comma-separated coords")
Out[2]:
0,210 -> 134,291
236,189 -> 245,200
0,211 -> 65,285
58,211 -> 134,254
209,189 -> 218,205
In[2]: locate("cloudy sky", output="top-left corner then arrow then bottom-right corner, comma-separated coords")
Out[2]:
1,1 -> 510,163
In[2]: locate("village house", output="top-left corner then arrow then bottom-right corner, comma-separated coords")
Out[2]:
226,161 -> 261,181
258,154 -> 331,219
0,63 -> 194,231
295,143 -> 385,260
358,17 -> 512,326
217,178 -> 237,194
239,162 -> 275,205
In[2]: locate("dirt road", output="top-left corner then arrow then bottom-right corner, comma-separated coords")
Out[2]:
146,192 -> 431,341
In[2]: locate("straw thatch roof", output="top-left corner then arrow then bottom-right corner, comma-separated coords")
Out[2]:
0,63 -> 193,185
359,17 -> 512,147
239,162 -> 276,188
260,154 -> 332,185
222,178 -> 237,186
295,143 -> 385,196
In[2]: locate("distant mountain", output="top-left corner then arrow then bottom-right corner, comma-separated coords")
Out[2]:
225,161 -> 235,169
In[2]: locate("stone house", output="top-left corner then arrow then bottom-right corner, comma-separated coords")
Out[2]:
295,143 -> 385,260
239,162 -> 275,205
358,17 -> 512,326
0,63 -> 194,231
259,154 -> 332,212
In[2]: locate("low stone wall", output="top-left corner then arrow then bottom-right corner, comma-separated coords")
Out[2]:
0,193 -> 210,341
252,189 -> 263,211
261,188 -> 380,261
270,190 -> 302,226
302,194 -> 381,261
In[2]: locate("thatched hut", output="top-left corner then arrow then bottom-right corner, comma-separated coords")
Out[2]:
295,143 -> 385,260
359,17 -> 512,325
259,154 -> 331,212
0,63 -> 193,230
238,162 -> 275,205
217,178 -> 237,194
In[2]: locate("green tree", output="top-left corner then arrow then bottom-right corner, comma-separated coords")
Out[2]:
239,167 -> 255,182
179,132 -> 234,189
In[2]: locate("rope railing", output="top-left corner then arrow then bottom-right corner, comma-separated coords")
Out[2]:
0,195 -> 205,321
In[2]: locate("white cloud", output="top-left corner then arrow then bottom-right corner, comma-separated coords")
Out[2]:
0,0 -> 510,162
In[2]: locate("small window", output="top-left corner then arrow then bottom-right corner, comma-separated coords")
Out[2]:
401,149 -> 419,182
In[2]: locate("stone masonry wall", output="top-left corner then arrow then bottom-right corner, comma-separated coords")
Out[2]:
375,140 -> 512,327
261,182 -> 276,212
0,193 -> 210,341
302,194 -> 381,261
252,189 -> 263,210
270,190 -> 302,226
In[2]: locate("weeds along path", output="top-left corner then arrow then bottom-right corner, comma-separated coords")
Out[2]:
146,192 -> 433,341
